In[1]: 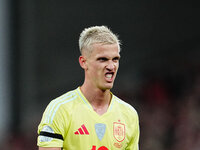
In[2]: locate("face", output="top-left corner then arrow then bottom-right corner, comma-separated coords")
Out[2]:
81,43 -> 120,91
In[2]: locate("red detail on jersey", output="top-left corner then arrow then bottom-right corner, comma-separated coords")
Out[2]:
98,146 -> 109,150
78,128 -> 84,134
113,122 -> 125,142
74,124 -> 90,135
74,131 -> 79,135
91,145 -> 96,150
91,146 -> 109,150
81,124 -> 89,135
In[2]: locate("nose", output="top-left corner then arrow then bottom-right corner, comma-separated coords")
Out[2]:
106,61 -> 115,70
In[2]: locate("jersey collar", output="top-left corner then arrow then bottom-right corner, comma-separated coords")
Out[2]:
76,87 -> 115,113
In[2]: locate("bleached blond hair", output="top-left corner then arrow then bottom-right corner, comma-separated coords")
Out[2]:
79,25 -> 121,55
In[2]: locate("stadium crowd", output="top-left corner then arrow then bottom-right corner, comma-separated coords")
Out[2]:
138,68 -> 200,150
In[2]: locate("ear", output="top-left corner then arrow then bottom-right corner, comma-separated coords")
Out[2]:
79,55 -> 87,70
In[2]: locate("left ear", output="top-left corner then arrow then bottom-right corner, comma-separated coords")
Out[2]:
79,55 -> 87,70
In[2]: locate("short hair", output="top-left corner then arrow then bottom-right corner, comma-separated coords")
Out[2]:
79,25 -> 121,55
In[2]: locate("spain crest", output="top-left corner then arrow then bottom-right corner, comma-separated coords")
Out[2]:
113,122 -> 125,142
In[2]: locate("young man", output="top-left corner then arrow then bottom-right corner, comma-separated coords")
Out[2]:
37,26 -> 140,150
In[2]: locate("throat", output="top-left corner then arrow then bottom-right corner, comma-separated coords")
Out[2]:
80,85 -> 112,115
93,105 -> 109,116
90,93 -> 112,116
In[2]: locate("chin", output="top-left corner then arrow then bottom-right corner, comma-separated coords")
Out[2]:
101,83 -> 114,90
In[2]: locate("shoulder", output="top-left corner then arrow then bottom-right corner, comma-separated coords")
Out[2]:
48,89 -> 77,107
44,88 -> 79,115
113,95 -> 138,116
41,88 -> 79,124
50,89 -> 77,106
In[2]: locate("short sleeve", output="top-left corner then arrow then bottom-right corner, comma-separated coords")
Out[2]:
37,100 -> 68,148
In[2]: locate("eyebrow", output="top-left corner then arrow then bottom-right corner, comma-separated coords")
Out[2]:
113,56 -> 120,59
97,57 -> 108,61
96,56 -> 120,61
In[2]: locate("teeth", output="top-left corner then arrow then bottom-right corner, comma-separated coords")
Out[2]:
106,74 -> 112,79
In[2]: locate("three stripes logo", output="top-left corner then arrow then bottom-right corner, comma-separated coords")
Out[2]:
74,124 -> 89,135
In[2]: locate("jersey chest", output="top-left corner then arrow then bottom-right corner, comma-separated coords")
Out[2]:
63,106 -> 131,150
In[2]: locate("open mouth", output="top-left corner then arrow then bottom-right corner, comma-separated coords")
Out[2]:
105,72 -> 114,81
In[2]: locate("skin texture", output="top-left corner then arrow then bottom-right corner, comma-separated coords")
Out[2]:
80,43 -> 120,90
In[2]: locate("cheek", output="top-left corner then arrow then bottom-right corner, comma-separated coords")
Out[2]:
115,63 -> 119,71
91,65 -> 104,78
88,64 -> 100,75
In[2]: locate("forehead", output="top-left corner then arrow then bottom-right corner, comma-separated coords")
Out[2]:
90,43 -> 120,58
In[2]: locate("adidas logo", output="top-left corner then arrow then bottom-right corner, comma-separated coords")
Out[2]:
74,124 -> 89,135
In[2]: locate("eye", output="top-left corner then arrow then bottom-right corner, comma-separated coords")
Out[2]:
113,57 -> 120,62
97,57 -> 108,62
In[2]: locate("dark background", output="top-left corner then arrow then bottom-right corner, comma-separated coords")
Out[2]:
1,0 -> 200,149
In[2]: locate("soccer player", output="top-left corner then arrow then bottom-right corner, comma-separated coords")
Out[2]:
37,26 -> 140,150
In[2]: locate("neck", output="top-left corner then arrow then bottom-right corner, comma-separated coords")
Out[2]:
80,83 -> 112,115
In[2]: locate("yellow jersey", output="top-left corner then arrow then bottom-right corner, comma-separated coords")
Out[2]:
37,87 -> 139,150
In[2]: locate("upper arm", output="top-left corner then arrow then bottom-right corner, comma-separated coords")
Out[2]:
37,101 -> 67,148
39,147 -> 61,150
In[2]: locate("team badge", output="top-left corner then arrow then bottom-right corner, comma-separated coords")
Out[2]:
113,122 -> 125,142
95,123 -> 106,141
